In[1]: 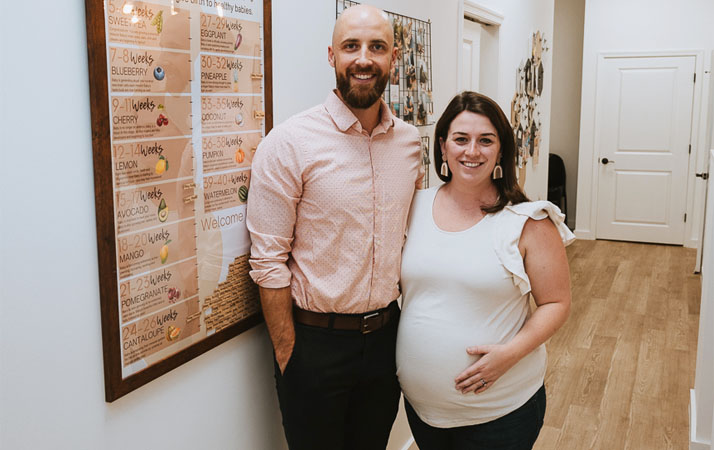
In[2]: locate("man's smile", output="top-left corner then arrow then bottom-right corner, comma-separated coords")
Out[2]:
351,72 -> 376,82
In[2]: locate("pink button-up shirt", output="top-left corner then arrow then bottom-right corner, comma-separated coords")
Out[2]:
247,91 -> 422,313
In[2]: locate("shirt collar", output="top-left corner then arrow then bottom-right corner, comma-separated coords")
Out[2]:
324,90 -> 395,134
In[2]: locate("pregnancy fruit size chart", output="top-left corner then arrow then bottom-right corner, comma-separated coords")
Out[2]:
97,0 -> 268,388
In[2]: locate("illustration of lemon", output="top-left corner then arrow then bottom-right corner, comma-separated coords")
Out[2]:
160,239 -> 171,264
166,325 -> 181,341
155,155 -> 168,175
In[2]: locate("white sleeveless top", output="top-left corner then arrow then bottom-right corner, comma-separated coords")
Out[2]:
396,186 -> 575,427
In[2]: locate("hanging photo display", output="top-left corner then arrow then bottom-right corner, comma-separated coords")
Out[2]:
337,1 -> 434,128
85,0 -> 272,401
511,31 -> 548,187
420,135 -> 431,188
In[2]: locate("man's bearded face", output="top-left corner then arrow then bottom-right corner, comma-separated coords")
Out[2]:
335,63 -> 390,109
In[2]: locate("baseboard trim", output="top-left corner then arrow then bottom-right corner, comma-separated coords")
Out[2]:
691,389 -> 711,450
574,228 -> 595,240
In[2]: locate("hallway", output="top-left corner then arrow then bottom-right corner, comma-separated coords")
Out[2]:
534,240 -> 701,449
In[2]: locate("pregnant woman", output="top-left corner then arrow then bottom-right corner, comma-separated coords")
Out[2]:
397,91 -> 574,449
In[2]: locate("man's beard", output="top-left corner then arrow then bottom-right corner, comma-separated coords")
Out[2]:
335,68 -> 390,109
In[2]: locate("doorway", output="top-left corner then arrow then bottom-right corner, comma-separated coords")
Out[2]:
461,18 -> 482,92
593,54 -> 696,245
458,2 -> 501,98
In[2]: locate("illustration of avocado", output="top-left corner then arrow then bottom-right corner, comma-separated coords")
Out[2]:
157,198 -> 169,222
238,185 -> 249,203
159,239 -> 171,264
166,325 -> 181,341
155,155 -> 169,175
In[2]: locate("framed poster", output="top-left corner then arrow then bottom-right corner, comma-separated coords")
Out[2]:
84,0 -> 272,401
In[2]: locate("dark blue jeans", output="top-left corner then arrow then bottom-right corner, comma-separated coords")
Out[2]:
405,384 -> 546,450
273,310 -> 401,450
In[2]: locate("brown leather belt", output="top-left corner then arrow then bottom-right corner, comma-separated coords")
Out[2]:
293,300 -> 399,334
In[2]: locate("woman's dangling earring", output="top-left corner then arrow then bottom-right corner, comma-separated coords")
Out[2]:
492,156 -> 503,180
440,160 -> 449,177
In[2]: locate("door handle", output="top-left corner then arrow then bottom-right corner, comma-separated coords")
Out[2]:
696,172 -> 709,180
601,157 -> 614,164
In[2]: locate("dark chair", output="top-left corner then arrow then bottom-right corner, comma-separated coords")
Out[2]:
548,153 -> 567,217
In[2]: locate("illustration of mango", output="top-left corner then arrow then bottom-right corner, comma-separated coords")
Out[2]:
157,198 -> 169,222
155,155 -> 168,175
160,239 -> 171,264
238,185 -> 249,203
235,148 -> 245,164
166,325 -> 181,341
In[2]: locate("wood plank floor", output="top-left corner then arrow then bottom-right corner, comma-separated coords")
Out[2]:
533,239 -> 701,450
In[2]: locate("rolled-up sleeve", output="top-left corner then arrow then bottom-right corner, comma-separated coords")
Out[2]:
246,126 -> 303,288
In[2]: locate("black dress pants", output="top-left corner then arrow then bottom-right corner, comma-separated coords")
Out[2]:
273,310 -> 401,450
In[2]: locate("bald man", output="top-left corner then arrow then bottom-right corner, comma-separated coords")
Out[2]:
247,4 -> 422,449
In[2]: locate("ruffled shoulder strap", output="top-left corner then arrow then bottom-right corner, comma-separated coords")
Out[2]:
492,201 -> 575,295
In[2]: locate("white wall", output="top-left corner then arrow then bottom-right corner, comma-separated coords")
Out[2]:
0,1 -> 555,449
574,0 -> 714,247
549,0 -> 585,228
0,1 -> 288,449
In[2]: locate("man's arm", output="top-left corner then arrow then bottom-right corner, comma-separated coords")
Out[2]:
259,286 -> 294,373
246,126 -> 303,373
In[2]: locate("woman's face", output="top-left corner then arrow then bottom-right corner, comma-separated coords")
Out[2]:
440,111 -> 501,189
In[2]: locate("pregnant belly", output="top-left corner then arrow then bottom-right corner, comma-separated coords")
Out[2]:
395,306 -> 546,425
395,317 -> 493,405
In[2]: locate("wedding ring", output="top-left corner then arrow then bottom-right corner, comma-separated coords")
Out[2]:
480,379 -> 487,387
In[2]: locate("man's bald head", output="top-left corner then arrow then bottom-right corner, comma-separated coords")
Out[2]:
328,4 -> 396,110
332,4 -> 394,50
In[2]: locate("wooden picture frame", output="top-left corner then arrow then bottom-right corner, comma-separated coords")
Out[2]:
84,0 -> 273,402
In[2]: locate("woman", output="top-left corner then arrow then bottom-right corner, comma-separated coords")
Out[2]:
396,91 -> 574,449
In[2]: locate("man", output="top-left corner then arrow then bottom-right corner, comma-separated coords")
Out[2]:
246,4 -> 422,450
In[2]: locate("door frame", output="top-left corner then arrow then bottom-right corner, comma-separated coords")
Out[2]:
456,1 -> 503,92
574,50 -> 710,252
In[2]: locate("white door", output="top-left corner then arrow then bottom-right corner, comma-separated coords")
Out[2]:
595,55 -> 696,244
461,18 -> 481,91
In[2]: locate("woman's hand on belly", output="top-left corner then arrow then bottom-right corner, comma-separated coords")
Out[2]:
454,344 -> 519,394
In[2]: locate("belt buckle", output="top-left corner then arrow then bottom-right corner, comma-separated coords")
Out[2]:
361,311 -> 380,334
